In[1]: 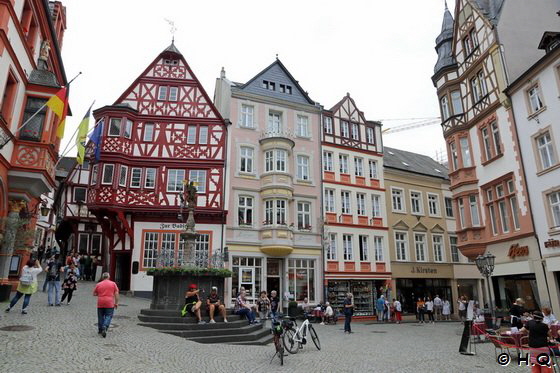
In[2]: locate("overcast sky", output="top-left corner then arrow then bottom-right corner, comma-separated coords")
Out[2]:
59,0 -> 452,162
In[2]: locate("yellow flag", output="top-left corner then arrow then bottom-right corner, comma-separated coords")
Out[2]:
76,103 -> 93,164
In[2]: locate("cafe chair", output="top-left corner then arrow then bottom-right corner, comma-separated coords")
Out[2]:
488,335 -> 513,361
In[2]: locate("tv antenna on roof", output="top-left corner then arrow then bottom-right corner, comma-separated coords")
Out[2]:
164,18 -> 177,43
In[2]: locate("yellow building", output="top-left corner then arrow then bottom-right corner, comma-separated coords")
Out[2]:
384,147 -> 482,316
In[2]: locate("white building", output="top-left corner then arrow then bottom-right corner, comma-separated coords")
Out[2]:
506,32 -> 560,310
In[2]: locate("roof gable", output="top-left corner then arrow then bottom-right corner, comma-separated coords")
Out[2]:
113,43 -> 223,120
330,94 -> 368,124
239,59 -> 315,106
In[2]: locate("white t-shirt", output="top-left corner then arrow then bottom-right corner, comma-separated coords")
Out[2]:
458,300 -> 466,311
394,300 -> 402,312
433,297 -> 442,307
426,301 -> 434,311
325,306 -> 334,316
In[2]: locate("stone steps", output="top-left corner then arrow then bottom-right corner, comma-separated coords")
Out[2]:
138,308 -> 272,346
161,323 -> 263,338
138,318 -> 247,331
140,308 -> 235,317
183,327 -> 271,344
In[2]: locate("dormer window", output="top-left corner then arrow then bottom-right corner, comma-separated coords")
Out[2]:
262,80 -> 276,91
279,84 -> 292,94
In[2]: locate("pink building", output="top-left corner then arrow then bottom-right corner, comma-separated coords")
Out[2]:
215,60 -> 323,306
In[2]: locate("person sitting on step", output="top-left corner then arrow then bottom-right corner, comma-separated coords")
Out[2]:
181,283 -> 205,324
206,286 -> 228,324
234,289 -> 257,325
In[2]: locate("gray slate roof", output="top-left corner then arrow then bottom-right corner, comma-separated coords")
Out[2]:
55,156 -> 76,178
434,5 -> 456,74
383,147 -> 449,180
474,0 -> 505,24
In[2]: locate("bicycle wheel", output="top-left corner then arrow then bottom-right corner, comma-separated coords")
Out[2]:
283,328 -> 299,354
310,325 -> 321,350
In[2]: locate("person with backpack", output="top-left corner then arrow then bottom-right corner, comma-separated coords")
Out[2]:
5,259 -> 43,314
46,254 -> 64,306
61,265 -> 78,305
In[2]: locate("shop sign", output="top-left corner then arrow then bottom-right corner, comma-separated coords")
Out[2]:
159,223 -> 187,230
508,243 -> 529,258
545,239 -> 560,248
411,266 -> 437,274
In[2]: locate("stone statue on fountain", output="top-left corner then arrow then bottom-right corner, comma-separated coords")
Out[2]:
180,181 -> 199,267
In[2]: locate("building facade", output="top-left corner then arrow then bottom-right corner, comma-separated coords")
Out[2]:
87,43 -> 227,294
506,33 -> 560,310
432,0 -> 559,310
214,60 -> 323,306
0,0 -> 68,284
321,94 -> 390,317
385,147 -> 482,315
52,158 -> 103,276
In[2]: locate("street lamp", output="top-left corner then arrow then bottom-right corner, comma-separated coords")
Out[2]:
475,252 -> 496,328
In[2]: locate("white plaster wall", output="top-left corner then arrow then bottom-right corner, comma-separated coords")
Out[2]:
511,59 -> 560,256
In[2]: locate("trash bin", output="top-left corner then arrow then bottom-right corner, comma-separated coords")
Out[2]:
288,301 -> 298,318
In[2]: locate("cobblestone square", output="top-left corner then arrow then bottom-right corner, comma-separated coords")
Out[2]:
0,278 -> 531,373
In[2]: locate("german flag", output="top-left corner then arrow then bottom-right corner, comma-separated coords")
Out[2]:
45,87 -> 69,138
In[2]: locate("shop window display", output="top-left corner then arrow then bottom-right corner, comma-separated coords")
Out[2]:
327,280 -> 379,316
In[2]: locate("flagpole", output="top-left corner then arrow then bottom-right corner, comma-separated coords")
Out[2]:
0,72 -> 82,149
53,99 -> 95,168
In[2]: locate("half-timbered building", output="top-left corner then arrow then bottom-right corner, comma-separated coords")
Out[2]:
53,158 -> 103,275
321,94 -> 390,317
0,0 -> 68,287
432,0 -> 558,310
87,43 -> 227,294
214,60 -> 323,306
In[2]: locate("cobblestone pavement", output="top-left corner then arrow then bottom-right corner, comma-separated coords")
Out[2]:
0,276 -> 531,373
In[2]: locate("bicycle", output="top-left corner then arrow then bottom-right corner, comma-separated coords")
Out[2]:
283,314 -> 321,354
270,314 -> 292,365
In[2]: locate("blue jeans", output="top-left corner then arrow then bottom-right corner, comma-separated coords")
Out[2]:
97,308 -> 115,332
344,313 -> 352,332
47,280 -> 61,305
236,308 -> 256,323
9,291 -> 31,310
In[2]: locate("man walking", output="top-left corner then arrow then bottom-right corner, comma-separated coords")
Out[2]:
343,293 -> 354,333
93,272 -> 119,338
46,254 -> 63,306
433,294 -> 443,321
